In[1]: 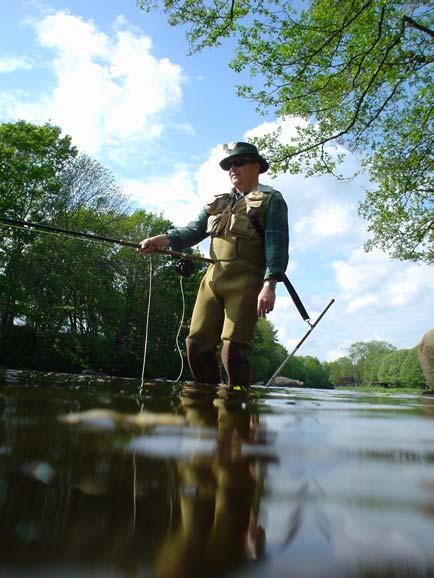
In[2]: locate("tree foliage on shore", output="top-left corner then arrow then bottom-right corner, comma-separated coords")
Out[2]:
138,0 -> 433,263
324,339 -> 427,388
0,121 -> 204,378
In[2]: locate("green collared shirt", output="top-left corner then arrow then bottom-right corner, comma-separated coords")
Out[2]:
167,186 -> 289,280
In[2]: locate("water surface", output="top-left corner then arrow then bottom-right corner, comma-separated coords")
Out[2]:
0,381 -> 433,578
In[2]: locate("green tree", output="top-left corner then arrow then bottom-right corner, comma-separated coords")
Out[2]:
0,120 -> 76,220
251,317 -> 287,382
57,152 -> 126,219
348,340 -> 396,385
0,150 -> 129,369
324,356 -> 357,386
0,121 -> 77,340
300,355 -> 330,388
281,355 -> 305,382
377,348 -> 409,385
138,0 -> 433,262
399,347 -> 426,387
0,122 -> 207,377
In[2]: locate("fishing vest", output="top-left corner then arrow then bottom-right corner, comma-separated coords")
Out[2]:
205,185 -> 274,240
205,185 -> 276,266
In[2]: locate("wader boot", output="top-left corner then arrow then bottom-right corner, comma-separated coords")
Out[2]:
186,336 -> 221,385
221,340 -> 252,387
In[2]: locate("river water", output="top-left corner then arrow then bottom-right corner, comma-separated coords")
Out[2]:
0,381 -> 433,578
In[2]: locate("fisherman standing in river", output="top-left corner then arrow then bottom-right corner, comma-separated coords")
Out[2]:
139,142 -> 289,387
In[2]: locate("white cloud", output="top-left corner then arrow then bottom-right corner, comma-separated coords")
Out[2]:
294,203 -> 356,244
245,115 -> 309,143
195,144 -> 233,198
0,56 -> 33,73
332,249 -> 391,296
332,248 -> 434,313
173,122 -> 196,136
123,169 -> 201,225
0,11 -> 184,156
123,143 -> 237,224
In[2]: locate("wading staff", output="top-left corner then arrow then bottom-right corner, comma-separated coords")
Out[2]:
0,217 -> 214,264
265,298 -> 335,387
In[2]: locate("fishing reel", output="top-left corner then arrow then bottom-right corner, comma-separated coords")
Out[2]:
175,258 -> 195,277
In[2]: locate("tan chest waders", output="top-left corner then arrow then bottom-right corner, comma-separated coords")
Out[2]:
186,190 -> 272,387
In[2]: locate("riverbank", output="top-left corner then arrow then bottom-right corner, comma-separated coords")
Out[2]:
336,385 -> 433,395
0,367 -> 167,388
1,368 -> 431,394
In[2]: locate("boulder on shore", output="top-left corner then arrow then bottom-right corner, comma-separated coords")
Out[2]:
271,376 -> 304,387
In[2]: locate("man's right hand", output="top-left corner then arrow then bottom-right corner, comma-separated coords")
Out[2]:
138,234 -> 170,254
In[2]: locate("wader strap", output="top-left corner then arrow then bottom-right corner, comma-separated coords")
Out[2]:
281,276 -> 311,322
249,215 -> 311,322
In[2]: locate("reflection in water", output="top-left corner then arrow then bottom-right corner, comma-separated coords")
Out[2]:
152,392 -> 270,578
0,383 -> 433,578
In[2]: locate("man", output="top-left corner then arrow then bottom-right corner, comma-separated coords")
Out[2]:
139,142 -> 289,386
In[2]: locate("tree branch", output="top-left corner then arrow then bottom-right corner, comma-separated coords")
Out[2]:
403,15 -> 434,38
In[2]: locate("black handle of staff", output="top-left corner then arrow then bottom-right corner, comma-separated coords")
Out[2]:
0,217 -> 214,264
265,298 -> 335,387
282,274 -> 311,322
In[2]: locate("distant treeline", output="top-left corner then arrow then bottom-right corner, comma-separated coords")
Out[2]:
0,121 -> 427,388
322,341 -> 427,389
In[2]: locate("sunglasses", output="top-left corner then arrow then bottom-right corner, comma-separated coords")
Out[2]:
225,158 -> 256,170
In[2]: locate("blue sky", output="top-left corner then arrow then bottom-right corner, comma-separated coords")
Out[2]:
1,0 -> 433,362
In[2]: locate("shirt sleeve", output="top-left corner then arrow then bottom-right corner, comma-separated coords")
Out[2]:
264,191 -> 289,281
166,208 -> 210,251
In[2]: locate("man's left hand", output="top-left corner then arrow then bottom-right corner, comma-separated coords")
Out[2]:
257,285 -> 276,317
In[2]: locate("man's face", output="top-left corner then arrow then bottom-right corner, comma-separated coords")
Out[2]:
228,156 -> 260,191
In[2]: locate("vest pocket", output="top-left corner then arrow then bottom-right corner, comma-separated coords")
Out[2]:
246,199 -> 264,214
228,213 -> 257,239
206,214 -> 221,234
206,212 -> 230,235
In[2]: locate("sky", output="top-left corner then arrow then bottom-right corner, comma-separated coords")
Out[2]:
0,0 -> 433,362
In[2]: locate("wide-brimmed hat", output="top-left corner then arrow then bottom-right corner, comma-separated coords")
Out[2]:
219,142 -> 269,173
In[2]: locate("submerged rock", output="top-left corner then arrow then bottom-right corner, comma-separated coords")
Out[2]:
81,369 -> 109,377
59,408 -> 185,430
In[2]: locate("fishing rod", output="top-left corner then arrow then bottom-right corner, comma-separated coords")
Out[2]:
0,216 -> 214,265
0,216 -> 313,321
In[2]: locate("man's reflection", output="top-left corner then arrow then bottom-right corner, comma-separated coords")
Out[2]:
153,386 -> 270,578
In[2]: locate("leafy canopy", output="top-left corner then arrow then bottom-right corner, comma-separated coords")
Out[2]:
138,0 -> 433,262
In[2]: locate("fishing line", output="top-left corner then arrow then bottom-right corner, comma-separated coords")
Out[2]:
132,451 -> 137,532
174,275 -> 186,383
139,259 -> 187,388
140,256 -> 153,393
